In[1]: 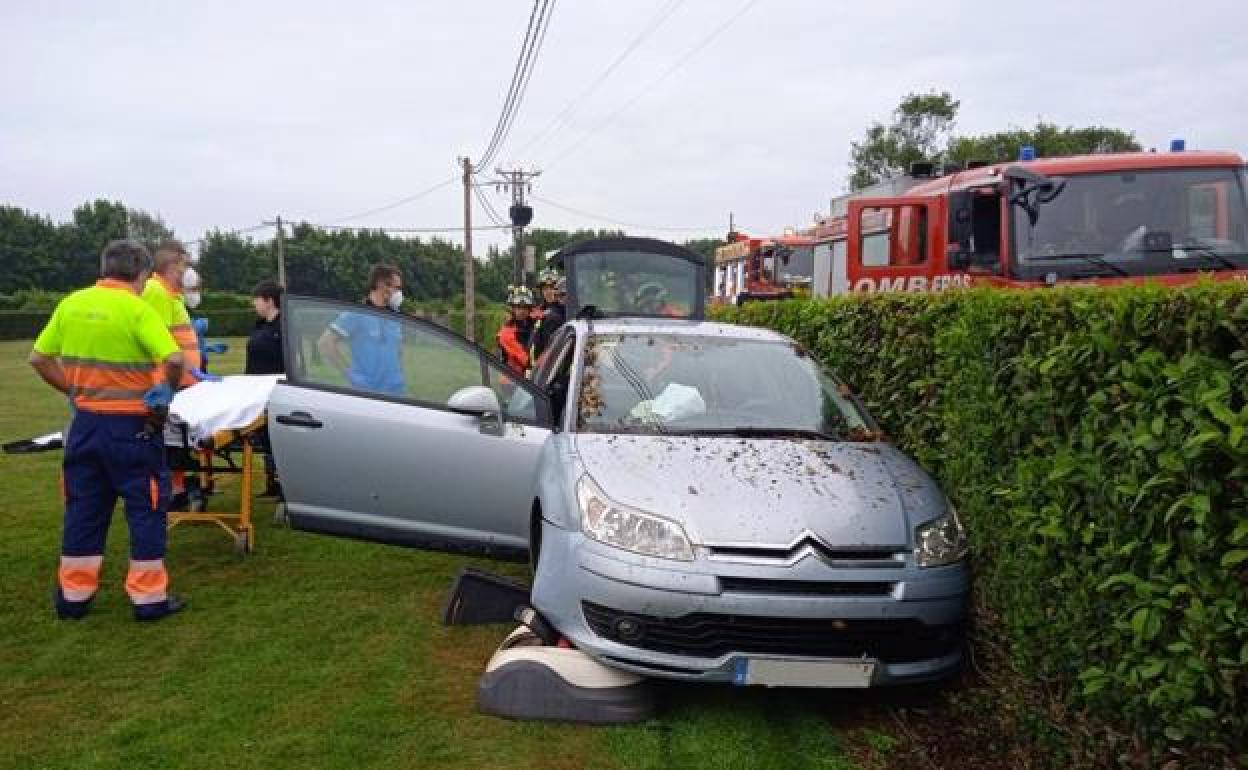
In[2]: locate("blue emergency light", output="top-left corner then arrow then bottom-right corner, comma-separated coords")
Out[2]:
1019,145 -> 1036,161
1170,138 -> 1186,152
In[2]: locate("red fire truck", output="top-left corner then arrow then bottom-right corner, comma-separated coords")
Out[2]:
711,231 -> 817,304
799,146 -> 1248,295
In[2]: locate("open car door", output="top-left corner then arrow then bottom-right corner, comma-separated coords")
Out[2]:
551,236 -> 707,320
268,296 -> 551,560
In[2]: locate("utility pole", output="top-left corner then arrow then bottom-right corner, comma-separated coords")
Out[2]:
263,216 -> 288,287
275,216 -> 287,287
496,167 -> 540,285
461,157 -> 476,342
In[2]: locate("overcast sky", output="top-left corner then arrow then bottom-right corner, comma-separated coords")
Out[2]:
2,0 -> 1245,253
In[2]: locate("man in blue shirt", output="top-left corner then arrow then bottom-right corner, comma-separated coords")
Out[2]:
318,265 -> 406,395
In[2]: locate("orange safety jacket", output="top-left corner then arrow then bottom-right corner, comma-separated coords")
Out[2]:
497,320 -> 532,376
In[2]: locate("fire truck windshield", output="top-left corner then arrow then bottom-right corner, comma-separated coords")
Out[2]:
1010,166 -> 1248,279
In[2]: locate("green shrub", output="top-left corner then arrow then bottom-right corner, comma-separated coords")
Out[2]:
715,283 -> 1248,762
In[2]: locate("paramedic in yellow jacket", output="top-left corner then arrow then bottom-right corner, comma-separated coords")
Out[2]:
141,241 -> 203,508
142,241 -> 202,386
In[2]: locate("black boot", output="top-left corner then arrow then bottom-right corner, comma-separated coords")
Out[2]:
133,594 -> 188,622
53,587 -> 93,620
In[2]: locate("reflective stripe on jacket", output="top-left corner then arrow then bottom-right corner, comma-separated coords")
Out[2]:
33,280 -> 179,415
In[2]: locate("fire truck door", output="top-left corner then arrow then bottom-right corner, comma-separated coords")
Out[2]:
847,197 -> 941,292
813,240 -> 849,297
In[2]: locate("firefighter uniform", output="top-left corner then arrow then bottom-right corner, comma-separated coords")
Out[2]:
497,286 -> 536,376
33,280 -> 182,621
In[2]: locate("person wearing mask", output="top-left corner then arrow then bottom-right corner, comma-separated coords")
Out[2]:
246,281 -> 286,498
317,264 -> 406,395
497,285 -> 536,377
141,241 -> 205,509
530,268 -> 566,366
29,239 -> 187,621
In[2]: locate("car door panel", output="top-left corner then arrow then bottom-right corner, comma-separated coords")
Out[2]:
268,295 -> 551,559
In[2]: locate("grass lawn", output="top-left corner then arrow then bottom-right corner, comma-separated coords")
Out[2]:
0,337 -> 921,770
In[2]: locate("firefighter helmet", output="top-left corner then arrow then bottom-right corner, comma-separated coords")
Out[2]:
537,267 -> 561,287
506,285 -> 536,307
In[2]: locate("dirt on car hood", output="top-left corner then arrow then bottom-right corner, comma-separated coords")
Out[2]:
573,434 -> 944,549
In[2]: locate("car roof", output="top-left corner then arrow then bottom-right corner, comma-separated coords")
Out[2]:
567,317 -> 792,343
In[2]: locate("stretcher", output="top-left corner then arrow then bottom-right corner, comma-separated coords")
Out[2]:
164,375 -> 282,554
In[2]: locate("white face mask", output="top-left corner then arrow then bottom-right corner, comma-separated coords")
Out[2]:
182,266 -> 201,291
184,290 -> 202,309
387,289 -> 404,311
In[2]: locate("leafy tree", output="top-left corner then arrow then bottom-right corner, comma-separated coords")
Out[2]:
849,91 -> 959,190
125,208 -> 176,251
948,123 -> 1141,165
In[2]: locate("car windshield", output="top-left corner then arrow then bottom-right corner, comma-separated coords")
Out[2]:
576,333 -> 872,439
1011,167 -> 1248,278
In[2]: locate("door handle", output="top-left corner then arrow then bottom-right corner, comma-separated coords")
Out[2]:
276,412 -> 323,429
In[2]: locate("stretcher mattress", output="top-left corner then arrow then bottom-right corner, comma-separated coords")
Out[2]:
165,375 -> 282,448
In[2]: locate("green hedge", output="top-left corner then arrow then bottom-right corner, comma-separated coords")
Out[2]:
0,311 -> 49,340
0,310 -> 258,341
715,284 -> 1248,762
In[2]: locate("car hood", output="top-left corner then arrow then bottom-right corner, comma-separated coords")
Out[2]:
573,434 -> 943,549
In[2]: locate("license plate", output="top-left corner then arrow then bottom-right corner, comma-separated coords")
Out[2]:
734,657 -> 876,688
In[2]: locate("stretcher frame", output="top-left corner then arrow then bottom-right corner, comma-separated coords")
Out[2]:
166,413 -> 268,554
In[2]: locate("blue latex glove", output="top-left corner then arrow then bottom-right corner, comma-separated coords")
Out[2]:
143,382 -> 174,411
191,318 -> 209,336
203,342 -> 228,355
191,368 -> 223,383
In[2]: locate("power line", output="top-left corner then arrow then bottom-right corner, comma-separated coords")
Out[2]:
509,0 -> 685,162
308,223 -> 512,234
324,175 -> 458,225
477,0 -> 557,169
187,221 -> 273,246
531,194 -> 723,233
473,184 -> 507,227
540,0 -> 759,171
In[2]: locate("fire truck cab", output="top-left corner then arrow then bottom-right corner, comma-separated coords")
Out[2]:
809,147 -> 1248,295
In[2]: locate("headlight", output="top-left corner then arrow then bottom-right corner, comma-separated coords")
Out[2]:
576,475 -> 694,561
914,506 -> 968,567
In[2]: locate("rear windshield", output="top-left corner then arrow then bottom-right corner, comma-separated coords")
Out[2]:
577,334 -> 871,437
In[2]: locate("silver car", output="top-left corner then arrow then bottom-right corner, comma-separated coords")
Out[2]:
269,239 -> 969,688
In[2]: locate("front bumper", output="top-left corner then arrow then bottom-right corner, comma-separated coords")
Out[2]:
532,521 -> 970,686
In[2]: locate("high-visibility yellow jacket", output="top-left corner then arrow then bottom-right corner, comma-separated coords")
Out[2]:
33,280 -> 180,415
142,275 -> 201,386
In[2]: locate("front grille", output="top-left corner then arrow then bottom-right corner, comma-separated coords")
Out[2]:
708,542 -> 903,568
582,601 -> 960,662
718,577 -> 894,597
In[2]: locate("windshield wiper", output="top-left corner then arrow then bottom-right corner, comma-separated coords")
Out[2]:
1034,252 -> 1129,277
669,427 -> 842,441
1164,245 -> 1243,271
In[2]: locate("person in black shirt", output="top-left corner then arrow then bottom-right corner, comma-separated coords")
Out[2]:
530,269 -> 566,367
246,281 -> 285,497
246,281 -> 285,375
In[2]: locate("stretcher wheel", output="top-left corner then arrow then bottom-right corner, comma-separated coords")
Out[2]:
273,503 -> 289,527
234,530 -> 252,555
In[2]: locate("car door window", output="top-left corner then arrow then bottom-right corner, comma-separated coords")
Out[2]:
285,296 -> 545,424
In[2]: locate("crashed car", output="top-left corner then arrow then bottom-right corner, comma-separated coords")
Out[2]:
269,237 -> 969,688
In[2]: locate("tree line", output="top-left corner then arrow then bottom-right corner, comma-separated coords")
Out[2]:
0,200 -> 725,305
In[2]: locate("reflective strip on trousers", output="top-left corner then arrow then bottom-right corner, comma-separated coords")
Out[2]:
125,559 -> 169,605
59,554 -> 103,602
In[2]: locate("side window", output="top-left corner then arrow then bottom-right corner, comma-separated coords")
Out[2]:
858,205 -> 929,267
1187,184 -> 1221,240
285,296 -> 540,423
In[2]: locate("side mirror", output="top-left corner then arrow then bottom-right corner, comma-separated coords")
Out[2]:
448,385 -> 504,435
447,385 -> 501,416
